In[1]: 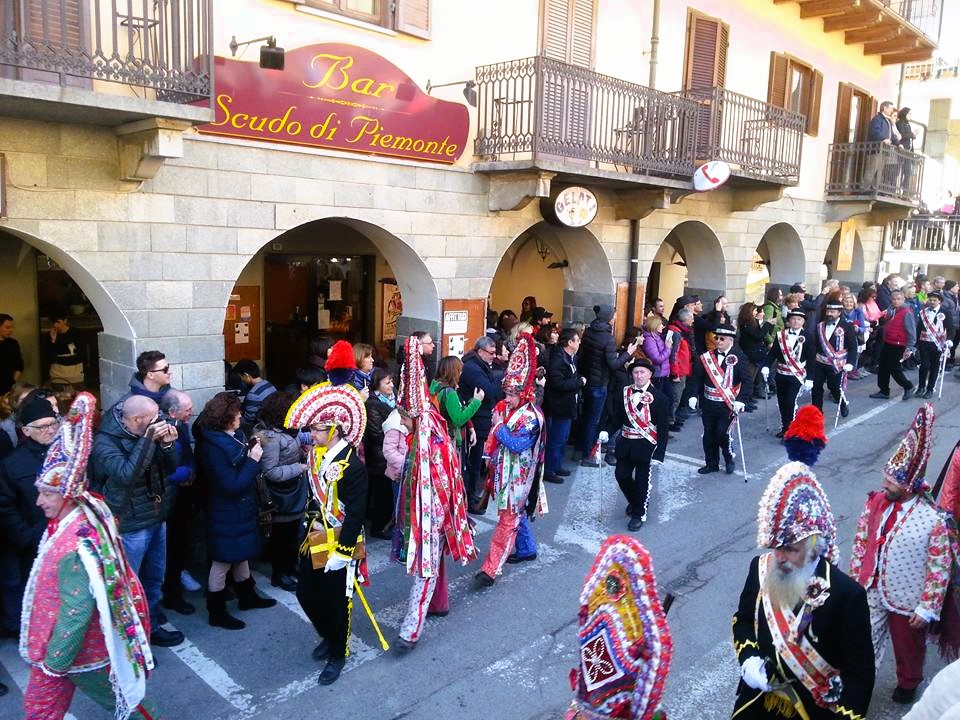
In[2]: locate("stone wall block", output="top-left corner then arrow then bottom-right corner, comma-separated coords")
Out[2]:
148,165 -> 209,196
216,144 -> 270,173
148,309 -> 190,337
186,226 -> 237,254
226,200 -> 275,229
36,220 -> 97,251
187,308 -> 227,335
179,335 -> 225,363
125,252 -> 165,282
237,228 -> 276,256
181,361 -> 225,391
207,171 -> 252,200
209,255 -> 247,283
134,337 -> 181,362
150,224 -> 187,252
334,183 -> 376,209
192,281 -> 233,308
98,222 -> 150,251
5,152 -> 48,187
124,310 -> 150,337
174,196 -> 228,226
266,151 -> 312,178
0,118 -> 62,153
98,333 -> 136,364
274,203 -> 338,230
252,175 -> 298,203
128,194 -> 176,224
408,236 -> 445,256
71,251 -> 131,282
382,165 -> 419,190
145,281 -> 193,309
8,187 -> 76,220
424,257 -> 458,279
294,178 -> 337,204
102,281 -> 149,311
177,137 -> 220,169
434,278 -> 453,298
415,167 -> 484,195
163,252 -> 212,280
60,125 -> 118,160
72,192 -> 128,223
373,185 -> 407,211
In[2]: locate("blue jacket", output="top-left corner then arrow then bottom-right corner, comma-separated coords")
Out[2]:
867,113 -> 893,143
196,428 -> 261,564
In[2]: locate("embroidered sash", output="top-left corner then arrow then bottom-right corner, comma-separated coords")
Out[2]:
815,323 -> 846,372
758,554 -> 839,710
920,309 -> 947,350
701,352 -> 738,411
622,387 -> 657,444
776,331 -> 807,381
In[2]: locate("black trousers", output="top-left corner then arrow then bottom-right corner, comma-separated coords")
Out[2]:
811,364 -> 844,410
465,421 -> 491,503
701,410 -> 733,469
918,340 -> 944,392
877,343 -> 912,394
269,519 -> 300,579
774,374 -> 801,433
162,483 -> 197,601
367,471 -> 393,534
614,439 -> 654,521
297,554 -> 350,660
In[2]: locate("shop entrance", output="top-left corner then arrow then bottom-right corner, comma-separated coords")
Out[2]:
746,223 -> 806,301
646,221 -> 726,309
823,227 -> 865,285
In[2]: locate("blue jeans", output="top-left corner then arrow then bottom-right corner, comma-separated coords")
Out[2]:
121,523 -> 167,628
545,416 -> 572,476
514,516 -> 537,559
580,385 -> 608,460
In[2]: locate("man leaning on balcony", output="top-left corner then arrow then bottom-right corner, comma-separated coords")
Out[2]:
863,101 -> 897,189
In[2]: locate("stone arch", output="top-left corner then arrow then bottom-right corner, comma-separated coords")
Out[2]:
646,221 -> 726,307
490,221 -> 616,326
759,223 -> 806,286
823,229 -> 865,285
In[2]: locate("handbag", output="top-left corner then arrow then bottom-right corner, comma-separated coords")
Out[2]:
306,523 -> 366,570
254,471 -> 276,538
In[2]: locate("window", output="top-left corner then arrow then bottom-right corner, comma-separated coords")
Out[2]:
539,0 -> 596,68
299,0 -> 431,39
683,10 -> 729,91
768,52 -> 823,136
834,82 -> 875,144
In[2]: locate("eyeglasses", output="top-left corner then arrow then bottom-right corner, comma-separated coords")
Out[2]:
27,419 -> 60,432
150,365 -> 171,375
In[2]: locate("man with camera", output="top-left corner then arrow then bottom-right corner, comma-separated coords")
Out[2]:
91,394 -> 184,647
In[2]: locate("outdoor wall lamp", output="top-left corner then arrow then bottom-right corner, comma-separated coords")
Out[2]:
426,79 -> 477,107
229,35 -> 285,70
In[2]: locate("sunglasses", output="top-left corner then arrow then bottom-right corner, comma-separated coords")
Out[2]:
150,365 -> 171,374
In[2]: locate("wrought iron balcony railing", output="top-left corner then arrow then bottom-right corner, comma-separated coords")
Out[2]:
474,56 -> 700,179
679,87 -> 805,184
890,214 -> 960,252
0,0 -> 212,104
881,0 -> 942,42
825,142 -> 924,204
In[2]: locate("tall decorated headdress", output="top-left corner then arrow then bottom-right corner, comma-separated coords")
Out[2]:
884,403 -> 935,493
757,461 -> 838,564
502,332 -> 537,404
35,391 -> 96,498
324,339 -> 357,387
25,392 -> 154,710
284,383 -> 367,447
398,335 -> 427,418
566,536 -> 672,720
783,405 -> 828,467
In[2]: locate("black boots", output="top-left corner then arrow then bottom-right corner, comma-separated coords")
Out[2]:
236,577 -> 278,610
207,590 -> 245,630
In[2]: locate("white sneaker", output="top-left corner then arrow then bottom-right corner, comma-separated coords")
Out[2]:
180,570 -> 201,592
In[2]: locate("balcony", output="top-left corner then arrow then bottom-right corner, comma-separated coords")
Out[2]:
473,56 -> 805,213
0,0 -> 213,127
887,214 -> 960,267
773,0 -> 939,66
679,87 -> 805,185
826,142 -> 924,206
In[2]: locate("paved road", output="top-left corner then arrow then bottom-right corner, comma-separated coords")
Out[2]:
1,368 -> 957,719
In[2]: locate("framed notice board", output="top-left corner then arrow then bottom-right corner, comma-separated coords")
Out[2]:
441,299 -> 486,358
224,285 -> 262,363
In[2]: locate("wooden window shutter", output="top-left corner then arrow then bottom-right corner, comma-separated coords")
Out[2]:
569,0 -> 596,68
834,83 -> 853,144
541,0 -> 571,61
768,52 -> 789,108
26,0 -> 84,50
395,0 -> 431,39
806,69 -> 823,136
684,11 -> 728,91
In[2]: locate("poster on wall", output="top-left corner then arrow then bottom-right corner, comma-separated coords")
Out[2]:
837,221 -> 856,273
382,282 -> 402,341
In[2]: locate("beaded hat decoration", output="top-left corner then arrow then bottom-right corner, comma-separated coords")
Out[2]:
757,461 -> 838,564
284,382 -> 367,448
566,535 -> 672,720
398,335 -> 427,418
35,391 -> 96,499
502,332 -> 537,403
884,403 -> 935,493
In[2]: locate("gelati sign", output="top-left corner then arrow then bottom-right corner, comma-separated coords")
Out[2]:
198,43 -> 469,164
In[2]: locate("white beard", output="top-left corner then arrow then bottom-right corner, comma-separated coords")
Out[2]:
765,556 -> 817,610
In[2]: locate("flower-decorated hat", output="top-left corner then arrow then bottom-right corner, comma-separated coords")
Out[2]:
502,333 -> 537,403
884,403 -> 934,493
284,383 -> 366,447
757,461 -> 838,563
566,535 -> 671,720
398,335 -> 427,418
35,391 -> 96,499
784,405 -> 828,467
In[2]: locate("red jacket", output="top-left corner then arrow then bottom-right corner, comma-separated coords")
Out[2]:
666,322 -> 693,378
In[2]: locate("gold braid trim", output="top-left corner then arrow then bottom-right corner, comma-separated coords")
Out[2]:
834,706 -> 863,720
334,542 -> 355,557
733,638 -> 760,659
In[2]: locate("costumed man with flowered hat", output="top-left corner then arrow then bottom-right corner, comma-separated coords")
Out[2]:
763,308 -> 814,439
606,357 -> 670,532
848,404 -> 954,705
732,460 -> 874,719
565,535 -> 672,720
394,335 -> 475,650
917,290 -> 954,399
689,323 -> 747,475
284,383 -> 369,686
475,333 -> 547,587
810,291 -> 857,419
20,392 -> 157,720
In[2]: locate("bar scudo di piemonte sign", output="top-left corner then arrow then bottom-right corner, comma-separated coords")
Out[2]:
198,43 -> 469,164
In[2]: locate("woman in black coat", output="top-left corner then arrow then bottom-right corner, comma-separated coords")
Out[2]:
196,392 -> 276,630
364,368 -> 396,539
736,302 -> 774,403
